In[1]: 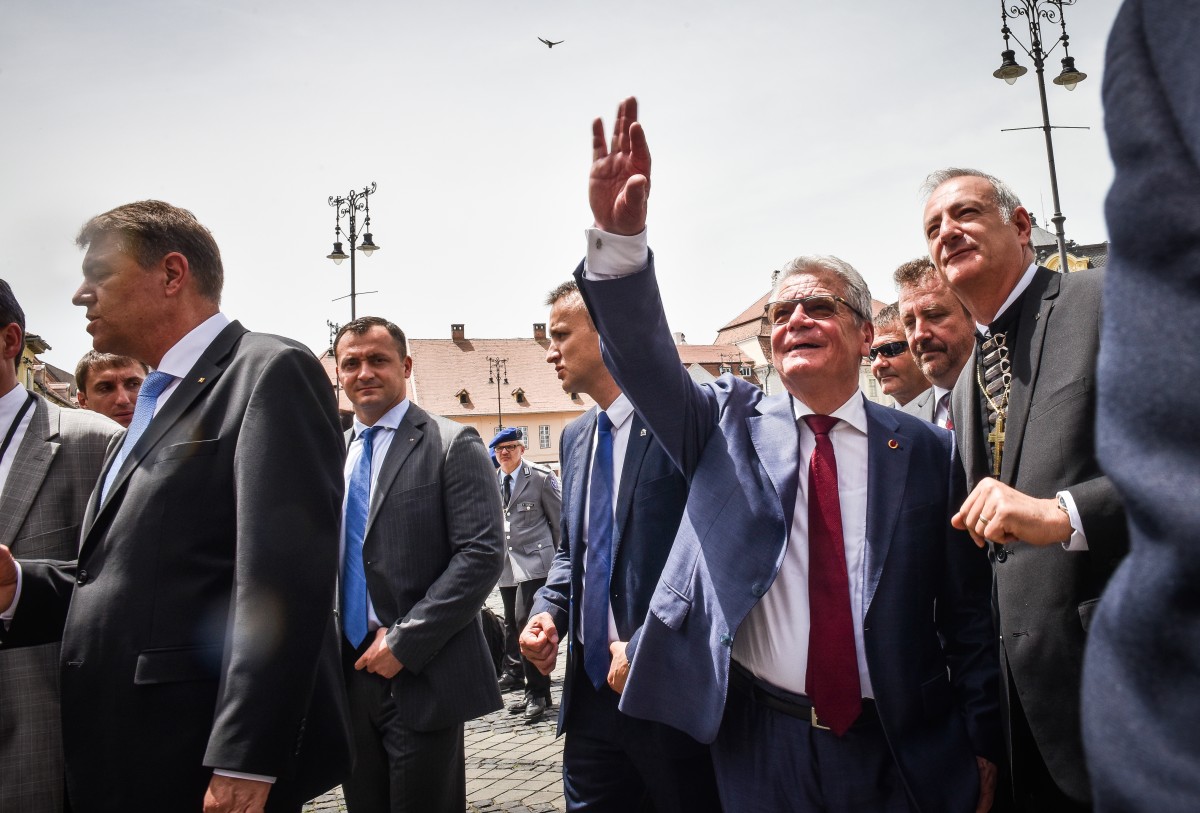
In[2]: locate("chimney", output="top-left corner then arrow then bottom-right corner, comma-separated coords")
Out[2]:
451,323 -> 465,342
672,331 -> 687,345
533,323 -> 546,341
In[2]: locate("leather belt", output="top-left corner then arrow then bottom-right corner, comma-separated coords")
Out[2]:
729,662 -> 878,731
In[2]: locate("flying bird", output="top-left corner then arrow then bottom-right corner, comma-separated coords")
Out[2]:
538,37 -> 564,48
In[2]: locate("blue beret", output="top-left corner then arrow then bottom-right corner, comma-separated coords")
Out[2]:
488,427 -> 523,450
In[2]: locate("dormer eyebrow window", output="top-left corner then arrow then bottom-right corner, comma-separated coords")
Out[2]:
455,388 -> 470,405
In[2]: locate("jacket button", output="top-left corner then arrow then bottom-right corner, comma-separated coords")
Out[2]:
76,570 -> 89,585
995,548 -> 1008,563
719,633 -> 732,647
751,583 -> 765,597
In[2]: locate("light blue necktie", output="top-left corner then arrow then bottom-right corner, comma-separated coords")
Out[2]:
342,426 -> 378,648
101,370 -> 174,501
583,411 -> 615,689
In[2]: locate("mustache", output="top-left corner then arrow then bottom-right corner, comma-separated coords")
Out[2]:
913,339 -> 947,355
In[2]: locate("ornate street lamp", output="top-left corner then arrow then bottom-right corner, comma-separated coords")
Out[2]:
488,356 -> 508,432
992,0 -> 1089,273
326,182 -> 380,320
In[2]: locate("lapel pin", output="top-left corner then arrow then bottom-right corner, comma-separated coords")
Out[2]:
197,377 -> 206,383
888,439 -> 899,449
640,428 -> 647,437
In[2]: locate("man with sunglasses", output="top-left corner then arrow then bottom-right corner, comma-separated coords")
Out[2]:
488,427 -> 561,722
569,97 -> 1000,813
869,303 -> 929,408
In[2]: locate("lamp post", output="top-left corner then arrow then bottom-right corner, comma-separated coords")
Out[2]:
992,0 -> 1089,273
326,182 -> 381,320
488,356 -> 508,432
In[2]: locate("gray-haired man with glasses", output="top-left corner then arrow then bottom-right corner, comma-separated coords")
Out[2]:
568,96 -> 1000,813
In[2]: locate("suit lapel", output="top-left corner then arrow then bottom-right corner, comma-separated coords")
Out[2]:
367,403 -> 425,530
863,400 -> 908,613
613,413 -> 651,562
746,393 -> 800,531
85,321 -> 248,539
508,462 -> 533,506
0,397 -> 56,549
952,346 -> 988,487
565,410 -> 596,579
1001,267 -> 1058,483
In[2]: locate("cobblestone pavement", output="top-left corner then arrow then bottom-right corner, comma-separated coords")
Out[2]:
303,590 -> 567,812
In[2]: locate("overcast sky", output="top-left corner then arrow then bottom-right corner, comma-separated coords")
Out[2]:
1,0 -> 1122,372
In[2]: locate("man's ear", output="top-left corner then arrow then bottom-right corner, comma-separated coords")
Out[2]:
1011,206 -> 1033,247
0,322 -> 22,365
161,252 -> 190,297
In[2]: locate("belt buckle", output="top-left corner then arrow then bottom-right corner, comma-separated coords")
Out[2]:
810,707 -> 831,731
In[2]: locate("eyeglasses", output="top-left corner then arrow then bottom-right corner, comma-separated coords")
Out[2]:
765,295 -> 866,326
868,340 -> 909,361
494,443 -> 522,453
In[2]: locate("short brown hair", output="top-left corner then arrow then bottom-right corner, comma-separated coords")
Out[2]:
75,350 -> 149,393
892,257 -> 939,290
76,200 -> 224,302
873,302 -> 903,335
545,281 -> 595,329
334,316 -> 408,360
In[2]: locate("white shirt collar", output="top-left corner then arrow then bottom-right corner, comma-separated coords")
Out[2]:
976,261 -> 1039,335
601,392 -> 634,430
0,382 -> 30,425
352,397 -> 410,438
156,312 -> 232,379
791,390 -> 868,435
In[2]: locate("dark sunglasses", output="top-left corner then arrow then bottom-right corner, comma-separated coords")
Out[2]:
868,340 -> 909,361
765,295 -> 866,325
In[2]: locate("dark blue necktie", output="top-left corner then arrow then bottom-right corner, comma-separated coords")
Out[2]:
101,370 -> 174,501
342,426 -> 378,648
583,411 -> 615,689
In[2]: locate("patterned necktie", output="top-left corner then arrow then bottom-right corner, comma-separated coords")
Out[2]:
503,473 -> 513,507
938,392 -> 955,431
583,411 -> 615,689
101,370 -> 174,501
342,426 -> 378,648
978,332 -> 1011,475
803,414 -> 861,736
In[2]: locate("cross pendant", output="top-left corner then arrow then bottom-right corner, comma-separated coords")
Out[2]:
988,414 -> 1005,477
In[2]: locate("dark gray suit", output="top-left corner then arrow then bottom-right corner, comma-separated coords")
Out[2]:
0,394 -> 120,813
901,388 -> 936,423
3,323 -> 353,812
342,402 -> 504,813
1083,3 -> 1200,811
952,266 -> 1128,804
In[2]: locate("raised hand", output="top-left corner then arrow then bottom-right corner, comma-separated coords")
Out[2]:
589,96 -> 652,236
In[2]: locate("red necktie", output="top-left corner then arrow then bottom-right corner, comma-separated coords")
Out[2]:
939,392 -> 955,430
803,414 -> 861,736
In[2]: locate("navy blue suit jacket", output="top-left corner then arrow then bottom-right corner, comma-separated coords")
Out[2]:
577,259 -> 1001,813
532,407 -> 703,753
1084,3 -> 1200,811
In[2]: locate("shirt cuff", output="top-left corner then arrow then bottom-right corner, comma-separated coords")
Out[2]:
583,228 -> 648,279
1057,491 -> 1088,551
1,561 -> 23,627
212,770 -> 276,784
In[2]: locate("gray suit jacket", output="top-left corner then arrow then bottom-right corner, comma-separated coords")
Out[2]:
498,461 -> 561,586
0,394 -> 121,813
952,266 -> 1127,802
356,402 -> 505,731
901,388 -> 936,423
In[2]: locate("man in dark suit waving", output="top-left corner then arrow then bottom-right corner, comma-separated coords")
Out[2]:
572,98 -> 999,813
520,281 -> 719,811
334,316 -> 503,813
0,200 -> 351,812
925,168 -> 1128,812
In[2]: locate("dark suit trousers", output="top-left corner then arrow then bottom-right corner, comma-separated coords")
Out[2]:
501,579 -> 551,698
341,640 -> 465,813
712,667 -> 913,813
563,645 -> 721,813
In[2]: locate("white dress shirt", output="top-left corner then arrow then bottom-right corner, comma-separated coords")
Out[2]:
342,398 -> 411,632
0,382 -> 36,494
578,393 -> 634,647
932,384 -> 952,429
732,391 -> 875,698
